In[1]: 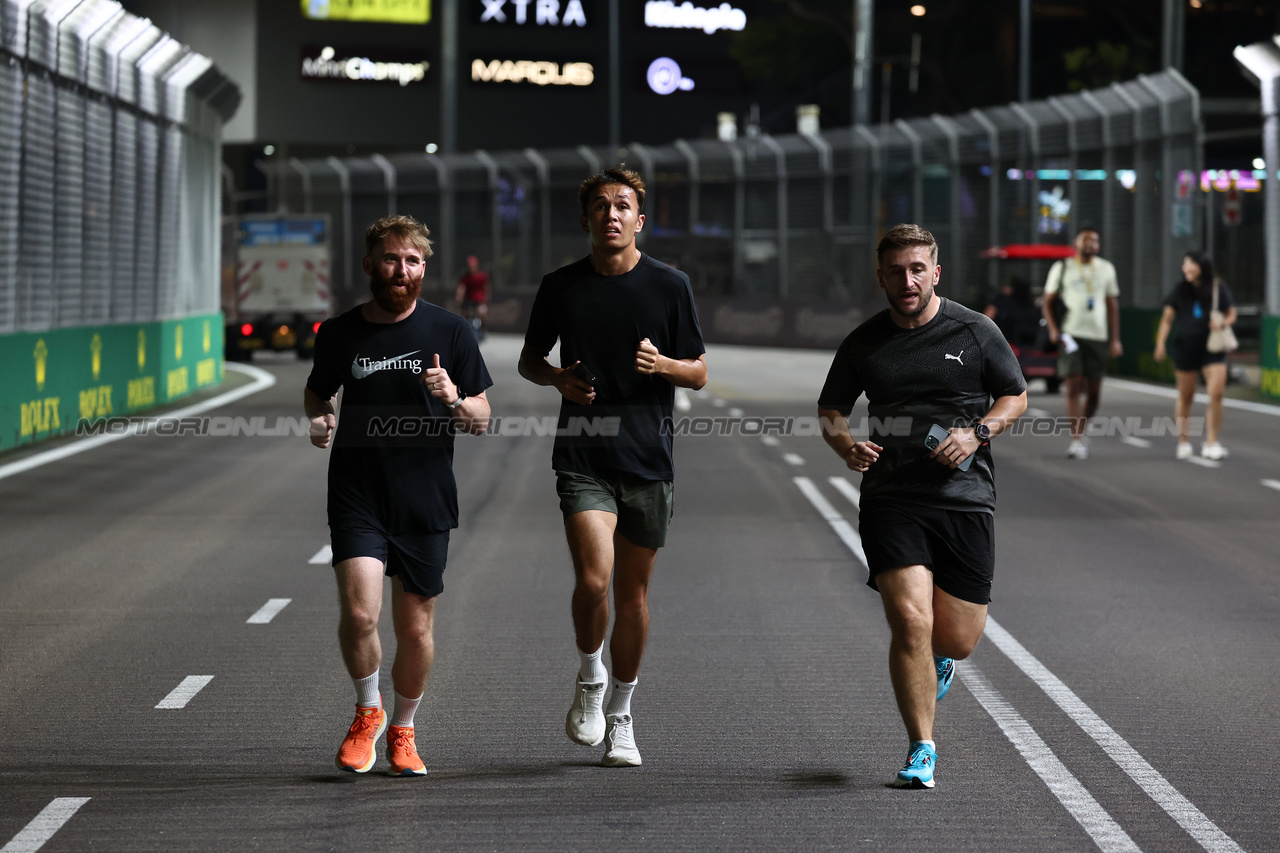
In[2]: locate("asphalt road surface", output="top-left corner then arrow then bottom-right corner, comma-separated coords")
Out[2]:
2,334 -> 1277,852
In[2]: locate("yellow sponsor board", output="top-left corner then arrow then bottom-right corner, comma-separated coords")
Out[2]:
301,0 -> 430,23
1261,367 -> 1280,398
20,398 -> 61,437
78,385 -> 114,420
128,376 -> 157,409
167,366 -> 190,398
196,358 -> 218,387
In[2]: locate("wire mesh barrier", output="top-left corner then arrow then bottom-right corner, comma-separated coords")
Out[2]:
259,70 -> 1204,347
0,0 -> 238,335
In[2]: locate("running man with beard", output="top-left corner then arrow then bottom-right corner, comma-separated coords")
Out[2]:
304,215 -> 492,776
817,224 -> 1026,789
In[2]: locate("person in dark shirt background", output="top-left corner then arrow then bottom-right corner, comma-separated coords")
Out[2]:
455,255 -> 489,340
817,224 -> 1026,790
519,166 -> 706,768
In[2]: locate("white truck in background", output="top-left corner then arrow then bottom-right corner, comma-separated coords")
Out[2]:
223,214 -> 332,361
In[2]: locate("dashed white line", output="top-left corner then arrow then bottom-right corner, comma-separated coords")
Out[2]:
1,798 -> 92,853
155,675 -> 214,709
827,476 -> 860,510
1121,436 -> 1152,448
792,477 -> 867,569
247,598 -> 292,624
983,620 -> 1244,853
727,407 -> 744,418
760,436 -> 780,447
1027,407 -> 1052,418
961,665 -> 1140,853
1262,479 -> 1280,493
308,545 -> 332,565
783,453 -> 805,466
1184,456 -> 1221,469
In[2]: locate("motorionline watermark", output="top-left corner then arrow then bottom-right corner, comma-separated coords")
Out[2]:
75,413 -> 1206,440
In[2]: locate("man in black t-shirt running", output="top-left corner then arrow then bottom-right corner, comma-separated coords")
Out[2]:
519,166 -> 707,767
817,224 -> 1027,789
305,215 -> 492,777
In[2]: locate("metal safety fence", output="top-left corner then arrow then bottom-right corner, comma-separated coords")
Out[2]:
259,70 -> 1203,321
0,0 -> 238,334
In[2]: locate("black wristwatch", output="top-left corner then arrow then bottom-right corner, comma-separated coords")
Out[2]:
974,422 -> 991,442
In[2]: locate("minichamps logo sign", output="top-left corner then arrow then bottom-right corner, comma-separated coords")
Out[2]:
301,46 -> 430,87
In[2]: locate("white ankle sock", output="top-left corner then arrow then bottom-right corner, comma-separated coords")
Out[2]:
578,643 -> 606,684
391,691 -> 422,728
605,676 -> 636,717
353,671 -> 381,709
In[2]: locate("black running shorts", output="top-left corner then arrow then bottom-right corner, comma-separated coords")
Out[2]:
330,527 -> 450,598
1171,338 -> 1226,373
858,503 -> 995,605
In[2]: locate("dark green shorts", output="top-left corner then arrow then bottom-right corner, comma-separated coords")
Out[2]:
1058,337 -> 1112,382
555,470 -> 674,550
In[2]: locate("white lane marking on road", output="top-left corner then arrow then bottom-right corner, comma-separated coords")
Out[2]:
795,478 -> 1240,852
783,453 -> 806,466
792,477 -> 868,572
0,363 -> 277,482
247,598 -> 292,624
761,436 -> 780,447
308,545 -> 333,565
155,675 -> 215,709
1027,407 -> 1052,418
712,398 -> 727,408
1,798 -> 92,853
1184,456 -> 1221,469
1121,436 -> 1152,448
983,619 -> 1244,853
1262,479 -> 1280,493
1106,377 -> 1280,417
728,408 -> 744,418
827,476 -> 860,510
960,665 -> 1140,853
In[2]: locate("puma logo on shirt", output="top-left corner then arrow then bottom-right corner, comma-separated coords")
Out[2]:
350,350 -> 424,379
945,351 -> 964,365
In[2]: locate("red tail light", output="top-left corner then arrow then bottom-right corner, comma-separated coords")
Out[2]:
240,323 -> 253,336
312,321 -> 322,333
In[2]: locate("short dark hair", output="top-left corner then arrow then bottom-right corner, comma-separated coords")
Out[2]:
876,223 -> 938,266
579,164 -> 646,214
364,214 -> 433,259
1076,224 -> 1100,237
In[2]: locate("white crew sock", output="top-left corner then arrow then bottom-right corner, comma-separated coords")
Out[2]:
391,691 -> 423,728
578,643 -> 607,684
353,671 -> 381,709
605,676 -> 637,717
913,739 -> 936,749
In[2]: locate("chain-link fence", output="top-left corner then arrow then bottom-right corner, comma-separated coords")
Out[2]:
260,70 -> 1203,323
0,0 -> 238,335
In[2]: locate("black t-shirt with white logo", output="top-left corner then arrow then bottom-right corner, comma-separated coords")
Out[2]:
524,254 -> 705,481
307,299 -> 493,533
818,298 -> 1026,513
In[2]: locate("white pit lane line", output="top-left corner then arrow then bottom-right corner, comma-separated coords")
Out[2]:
308,545 -> 333,565
155,675 -> 215,710
247,598 -> 292,624
1,798 -> 92,853
793,475 -> 1243,853
0,363 -> 277,482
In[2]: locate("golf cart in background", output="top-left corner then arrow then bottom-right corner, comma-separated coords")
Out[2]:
979,243 -> 1077,394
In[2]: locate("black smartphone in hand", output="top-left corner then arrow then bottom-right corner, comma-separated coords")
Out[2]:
925,424 -> 973,472
571,362 -> 596,385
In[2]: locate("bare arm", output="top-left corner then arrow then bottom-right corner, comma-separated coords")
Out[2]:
819,406 -> 882,474
634,338 -> 707,390
929,391 -> 1029,469
1041,292 -> 1061,344
421,353 -> 491,435
304,386 -> 337,449
1153,305 -> 1176,361
1106,295 -> 1123,357
518,343 -> 595,405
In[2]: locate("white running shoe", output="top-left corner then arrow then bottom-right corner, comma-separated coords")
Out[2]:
565,677 -> 606,746
1201,442 -> 1229,461
601,713 -> 642,767
1175,441 -> 1193,460
1067,439 -> 1089,460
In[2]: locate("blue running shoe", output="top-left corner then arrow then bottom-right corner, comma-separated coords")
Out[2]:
892,741 -> 937,789
935,655 -> 955,702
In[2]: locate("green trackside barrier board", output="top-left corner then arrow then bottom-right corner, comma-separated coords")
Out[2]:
1114,307 -> 1176,384
1262,314 -> 1280,402
0,313 -> 225,451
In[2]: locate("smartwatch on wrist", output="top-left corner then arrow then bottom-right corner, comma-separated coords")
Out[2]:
446,389 -> 467,410
974,421 -> 991,442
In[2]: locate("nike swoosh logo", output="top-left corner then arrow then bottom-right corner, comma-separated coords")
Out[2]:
351,350 -> 422,379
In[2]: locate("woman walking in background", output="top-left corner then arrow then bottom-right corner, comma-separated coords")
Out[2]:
1153,251 -> 1237,460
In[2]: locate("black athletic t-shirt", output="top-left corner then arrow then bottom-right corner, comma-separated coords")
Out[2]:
524,254 -> 705,481
306,300 -> 493,533
1162,280 -> 1234,345
817,298 -> 1026,513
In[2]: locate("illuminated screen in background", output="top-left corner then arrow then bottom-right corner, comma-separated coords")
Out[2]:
301,0 -> 431,24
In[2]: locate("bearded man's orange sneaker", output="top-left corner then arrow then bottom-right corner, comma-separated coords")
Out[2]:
335,706 -> 387,773
386,725 -> 428,777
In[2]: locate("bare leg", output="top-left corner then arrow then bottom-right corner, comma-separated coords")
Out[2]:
1063,375 -> 1086,439
877,566 -> 940,743
1202,363 -> 1227,445
565,511 -> 619,656
1084,378 -> 1102,420
389,576 -> 436,699
1174,370 -> 1197,443
335,557 -> 386,679
609,533 -> 659,682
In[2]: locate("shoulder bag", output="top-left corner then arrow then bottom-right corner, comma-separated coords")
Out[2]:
1206,281 -> 1238,353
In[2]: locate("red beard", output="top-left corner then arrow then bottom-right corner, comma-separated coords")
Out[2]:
369,269 -> 422,314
